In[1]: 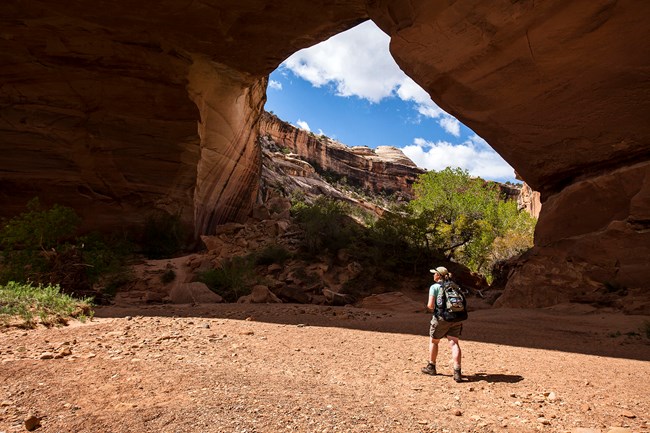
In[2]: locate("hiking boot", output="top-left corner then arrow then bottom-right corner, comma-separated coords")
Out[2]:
421,363 -> 437,375
453,368 -> 462,382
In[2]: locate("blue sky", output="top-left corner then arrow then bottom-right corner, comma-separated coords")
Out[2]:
264,21 -> 519,184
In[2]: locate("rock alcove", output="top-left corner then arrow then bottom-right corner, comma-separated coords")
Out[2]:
0,1 -> 648,308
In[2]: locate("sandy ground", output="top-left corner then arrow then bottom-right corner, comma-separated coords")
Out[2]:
1,301 -> 648,433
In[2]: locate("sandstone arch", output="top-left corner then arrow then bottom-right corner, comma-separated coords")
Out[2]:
0,1 -> 648,306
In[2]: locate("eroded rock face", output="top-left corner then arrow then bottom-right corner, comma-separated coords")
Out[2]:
518,182 -> 542,219
1,1 -> 648,305
259,112 -> 424,197
0,1 -> 367,237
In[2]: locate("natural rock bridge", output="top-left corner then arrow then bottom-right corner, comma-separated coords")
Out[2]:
0,1 -> 648,307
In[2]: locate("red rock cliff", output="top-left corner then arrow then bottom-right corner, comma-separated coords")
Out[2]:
259,112 -> 424,197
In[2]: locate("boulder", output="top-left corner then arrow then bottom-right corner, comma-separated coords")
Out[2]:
238,285 -> 282,304
169,282 -> 223,304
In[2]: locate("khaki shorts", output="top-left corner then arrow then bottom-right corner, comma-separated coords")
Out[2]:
429,316 -> 463,339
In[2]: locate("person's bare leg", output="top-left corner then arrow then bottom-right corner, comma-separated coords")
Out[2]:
422,338 -> 440,375
447,336 -> 462,382
447,336 -> 461,369
429,338 -> 440,364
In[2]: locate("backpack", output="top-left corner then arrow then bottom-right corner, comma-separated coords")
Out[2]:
436,280 -> 468,323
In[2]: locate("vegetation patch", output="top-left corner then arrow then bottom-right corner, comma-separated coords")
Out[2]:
0,281 -> 93,328
160,269 -> 177,284
254,244 -> 293,266
410,167 -> 536,282
197,256 -> 255,302
0,198 -> 134,300
291,197 -> 360,256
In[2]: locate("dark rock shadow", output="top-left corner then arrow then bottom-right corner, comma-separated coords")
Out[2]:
463,373 -> 524,384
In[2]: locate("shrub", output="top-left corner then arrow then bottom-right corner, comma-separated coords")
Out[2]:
0,281 -> 93,328
0,198 -> 134,298
254,244 -> 292,266
291,197 -> 360,255
410,168 -> 536,280
77,231 -> 134,299
0,198 -> 80,285
197,256 -> 254,302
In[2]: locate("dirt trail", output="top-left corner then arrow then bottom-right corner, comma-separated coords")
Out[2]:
1,302 -> 648,433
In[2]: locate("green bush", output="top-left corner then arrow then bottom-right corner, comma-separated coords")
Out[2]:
78,231 -> 135,297
410,168 -> 536,281
254,244 -> 292,266
0,281 -> 93,328
0,198 -> 133,298
291,197 -> 360,255
197,256 -> 255,302
0,198 -> 80,285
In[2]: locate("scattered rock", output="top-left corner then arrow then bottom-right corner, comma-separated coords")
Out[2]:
24,414 -> 41,431
620,410 -> 636,418
39,352 -> 54,360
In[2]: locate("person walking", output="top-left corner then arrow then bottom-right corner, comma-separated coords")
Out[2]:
421,266 -> 463,382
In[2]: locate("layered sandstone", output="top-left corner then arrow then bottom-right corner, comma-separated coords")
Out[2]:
1,0 -> 648,306
0,1 -> 367,238
259,112 -> 424,197
517,181 -> 542,219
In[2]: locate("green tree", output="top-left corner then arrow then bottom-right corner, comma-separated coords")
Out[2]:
291,197 -> 359,255
0,198 -> 80,285
0,198 -> 133,296
410,167 -> 535,280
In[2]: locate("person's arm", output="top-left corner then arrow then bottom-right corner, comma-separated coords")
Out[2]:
426,294 -> 436,310
426,285 -> 437,310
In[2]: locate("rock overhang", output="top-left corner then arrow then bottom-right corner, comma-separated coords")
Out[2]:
1,0 -> 648,305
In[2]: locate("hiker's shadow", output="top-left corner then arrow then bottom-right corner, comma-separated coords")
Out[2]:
463,373 -> 524,384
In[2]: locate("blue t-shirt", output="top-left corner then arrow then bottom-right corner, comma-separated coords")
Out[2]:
428,283 -> 442,299
429,283 -> 444,314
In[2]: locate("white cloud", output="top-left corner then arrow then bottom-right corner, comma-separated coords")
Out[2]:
402,135 -> 515,181
268,80 -> 283,90
283,21 -> 404,103
296,119 -> 311,131
282,21 -> 454,127
439,116 -> 461,137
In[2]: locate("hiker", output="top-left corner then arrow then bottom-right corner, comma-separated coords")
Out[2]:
421,266 -> 463,382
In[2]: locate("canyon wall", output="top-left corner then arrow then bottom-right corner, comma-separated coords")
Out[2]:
259,112 -> 424,197
1,0 -> 648,305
